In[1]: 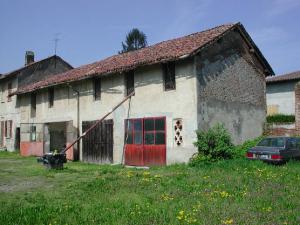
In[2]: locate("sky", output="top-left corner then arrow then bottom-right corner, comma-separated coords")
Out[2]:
0,0 -> 299,75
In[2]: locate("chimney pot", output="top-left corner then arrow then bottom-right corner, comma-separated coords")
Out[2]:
25,51 -> 34,65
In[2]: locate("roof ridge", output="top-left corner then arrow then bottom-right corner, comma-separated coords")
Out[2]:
57,23 -> 238,73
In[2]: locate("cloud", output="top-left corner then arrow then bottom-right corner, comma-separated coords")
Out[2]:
267,0 -> 300,16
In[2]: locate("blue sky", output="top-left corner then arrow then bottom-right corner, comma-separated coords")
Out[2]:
0,0 -> 299,75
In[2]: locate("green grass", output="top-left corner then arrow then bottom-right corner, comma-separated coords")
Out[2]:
0,152 -> 300,225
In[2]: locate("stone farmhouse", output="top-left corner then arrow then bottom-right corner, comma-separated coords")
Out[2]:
11,23 -> 273,166
0,52 -> 72,151
266,71 -> 300,115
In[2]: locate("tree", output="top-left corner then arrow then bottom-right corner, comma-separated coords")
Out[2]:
119,28 -> 147,53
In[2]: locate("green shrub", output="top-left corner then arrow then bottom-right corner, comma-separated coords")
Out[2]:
266,114 -> 295,123
190,124 -> 235,165
233,136 -> 264,158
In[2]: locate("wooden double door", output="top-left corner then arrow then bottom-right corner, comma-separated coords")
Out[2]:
82,119 -> 113,163
125,117 -> 166,166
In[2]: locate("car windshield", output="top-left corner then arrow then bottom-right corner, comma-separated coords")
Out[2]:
257,138 -> 285,147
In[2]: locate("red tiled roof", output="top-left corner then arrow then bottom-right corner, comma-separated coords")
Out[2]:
266,71 -> 300,83
14,22 -> 272,95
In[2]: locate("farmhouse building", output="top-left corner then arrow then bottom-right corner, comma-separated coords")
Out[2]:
0,52 -> 72,151
13,23 -> 273,165
266,71 -> 300,115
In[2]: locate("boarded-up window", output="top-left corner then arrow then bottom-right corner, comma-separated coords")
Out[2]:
7,82 -> 12,102
93,78 -> 101,100
125,70 -> 134,96
163,62 -> 176,90
48,87 -> 54,108
31,93 -> 36,118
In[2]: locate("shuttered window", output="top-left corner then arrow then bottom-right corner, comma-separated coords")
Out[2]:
0,85 -> 4,103
4,120 -> 12,138
163,62 -> 176,91
7,82 -> 12,102
125,70 -> 134,96
93,78 -> 101,100
31,93 -> 36,118
48,87 -> 54,108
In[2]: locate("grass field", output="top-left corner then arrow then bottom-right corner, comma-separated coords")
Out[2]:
0,152 -> 300,225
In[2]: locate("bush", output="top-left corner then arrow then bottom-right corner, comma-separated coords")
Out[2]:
266,114 -> 295,123
190,124 -> 235,165
233,136 -> 264,158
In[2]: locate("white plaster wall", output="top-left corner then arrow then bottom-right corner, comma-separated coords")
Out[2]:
266,81 -> 297,115
19,59 -> 198,164
0,77 -> 20,151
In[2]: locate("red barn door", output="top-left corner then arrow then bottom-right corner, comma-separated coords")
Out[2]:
125,117 -> 166,166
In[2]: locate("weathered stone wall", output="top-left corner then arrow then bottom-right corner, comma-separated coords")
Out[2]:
196,30 -> 266,144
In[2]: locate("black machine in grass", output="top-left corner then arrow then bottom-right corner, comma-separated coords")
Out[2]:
37,92 -> 134,169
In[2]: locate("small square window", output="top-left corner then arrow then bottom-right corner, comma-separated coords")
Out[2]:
145,133 -> 154,145
144,119 -> 154,131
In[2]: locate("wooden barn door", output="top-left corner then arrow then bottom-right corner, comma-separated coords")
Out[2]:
82,119 -> 113,163
125,117 -> 166,166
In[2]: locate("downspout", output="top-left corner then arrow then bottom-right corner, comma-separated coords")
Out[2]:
68,84 -> 80,160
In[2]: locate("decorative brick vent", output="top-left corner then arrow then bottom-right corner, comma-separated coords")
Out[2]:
174,119 -> 183,146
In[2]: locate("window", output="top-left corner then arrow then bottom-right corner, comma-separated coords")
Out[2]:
7,82 -> 12,102
163,62 -> 176,90
30,126 -> 36,142
0,121 -> 3,146
5,120 -> 12,139
93,78 -> 101,100
257,138 -> 285,148
48,87 -> 54,108
125,117 -> 166,145
125,119 -> 142,145
125,70 -> 134,96
0,85 -> 4,103
144,118 -> 165,145
31,93 -> 36,118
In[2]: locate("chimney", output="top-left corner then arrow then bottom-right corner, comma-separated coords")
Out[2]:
25,51 -> 34,65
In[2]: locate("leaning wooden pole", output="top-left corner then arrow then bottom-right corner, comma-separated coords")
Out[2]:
61,91 -> 135,154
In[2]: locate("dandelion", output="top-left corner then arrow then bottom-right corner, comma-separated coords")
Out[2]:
161,193 -> 174,201
262,206 -> 272,212
126,171 -> 134,178
222,218 -> 233,224
176,210 -> 186,221
143,171 -> 150,177
220,191 -> 230,198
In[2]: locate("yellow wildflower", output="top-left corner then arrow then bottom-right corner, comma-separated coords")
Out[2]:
222,218 -> 233,224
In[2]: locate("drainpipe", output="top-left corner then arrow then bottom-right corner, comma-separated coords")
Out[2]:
68,84 -> 80,160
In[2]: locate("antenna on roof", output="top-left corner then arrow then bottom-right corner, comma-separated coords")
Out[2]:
53,33 -> 61,55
